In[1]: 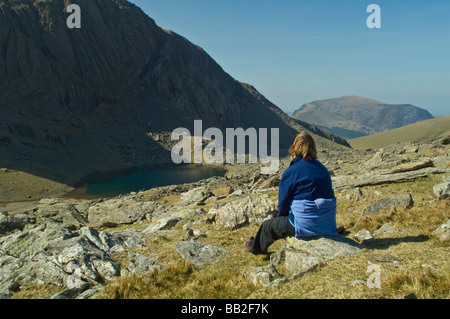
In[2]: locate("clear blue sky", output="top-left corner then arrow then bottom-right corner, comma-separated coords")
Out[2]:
130,0 -> 450,116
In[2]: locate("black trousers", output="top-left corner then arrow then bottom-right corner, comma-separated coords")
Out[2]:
251,216 -> 295,255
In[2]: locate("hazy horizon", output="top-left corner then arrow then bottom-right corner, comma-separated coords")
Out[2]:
130,0 -> 449,117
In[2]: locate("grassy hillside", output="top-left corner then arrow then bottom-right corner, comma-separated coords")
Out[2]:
349,116 -> 450,150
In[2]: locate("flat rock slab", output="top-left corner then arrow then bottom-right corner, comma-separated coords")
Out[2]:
285,236 -> 363,274
88,198 -> 164,228
361,194 -> 413,218
175,241 -> 228,268
210,194 -> 277,230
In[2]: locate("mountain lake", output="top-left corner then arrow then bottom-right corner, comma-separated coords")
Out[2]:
67,165 -> 226,199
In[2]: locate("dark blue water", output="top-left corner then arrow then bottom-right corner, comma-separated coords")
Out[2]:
69,165 -> 226,198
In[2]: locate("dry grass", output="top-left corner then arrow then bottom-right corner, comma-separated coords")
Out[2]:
10,175 -> 449,299
93,174 -> 449,300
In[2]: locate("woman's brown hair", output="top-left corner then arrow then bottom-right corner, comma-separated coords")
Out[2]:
289,132 -> 318,161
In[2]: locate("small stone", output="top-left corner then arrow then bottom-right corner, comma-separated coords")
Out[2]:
211,187 -> 234,197
432,219 -> 450,242
243,264 -> 281,287
374,224 -> 397,237
353,229 -> 374,244
433,183 -> 450,200
421,264 -> 437,271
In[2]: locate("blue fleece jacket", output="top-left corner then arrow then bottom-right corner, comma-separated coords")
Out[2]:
278,157 -> 337,238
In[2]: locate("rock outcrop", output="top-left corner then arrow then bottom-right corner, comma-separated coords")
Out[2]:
175,241 -> 228,268
0,0 -> 348,188
210,194 -> 277,230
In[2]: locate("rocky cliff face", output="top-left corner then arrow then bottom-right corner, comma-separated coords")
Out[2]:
0,0 -> 348,185
292,96 -> 434,139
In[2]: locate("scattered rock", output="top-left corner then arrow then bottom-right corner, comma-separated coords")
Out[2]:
353,229 -> 374,244
256,176 -> 280,189
373,224 -> 397,237
35,198 -> 88,229
143,216 -> 182,234
88,199 -> 164,228
175,241 -> 228,268
421,263 -> 437,271
439,136 -> 450,145
0,223 -> 143,295
284,236 -> 362,275
243,264 -> 281,287
385,159 -> 434,174
366,149 -> 384,170
144,208 -> 204,234
229,189 -> 244,197
180,187 -> 211,205
121,251 -> 165,276
432,219 -> 450,242
211,194 -> 277,230
75,285 -> 104,299
361,194 -> 413,218
211,187 -> 234,198
333,167 -> 450,190
346,188 -> 363,201
270,244 -> 286,266
433,182 -> 450,200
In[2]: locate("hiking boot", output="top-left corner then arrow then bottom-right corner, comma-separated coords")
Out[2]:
244,237 -> 255,252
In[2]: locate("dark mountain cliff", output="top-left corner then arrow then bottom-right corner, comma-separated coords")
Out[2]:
292,96 -> 434,139
0,0 -> 348,185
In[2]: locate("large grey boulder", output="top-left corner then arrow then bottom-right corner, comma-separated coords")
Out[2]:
361,194 -> 413,218
284,236 -> 362,275
88,198 -> 164,228
35,198 -> 89,229
210,194 -> 277,230
175,241 -> 228,268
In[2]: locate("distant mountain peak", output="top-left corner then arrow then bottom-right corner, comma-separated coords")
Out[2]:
292,96 -> 434,140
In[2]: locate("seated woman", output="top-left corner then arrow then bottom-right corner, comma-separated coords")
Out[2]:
245,131 -> 338,255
